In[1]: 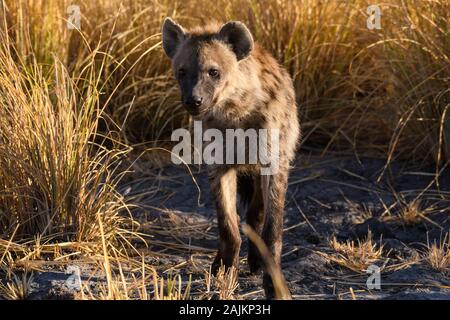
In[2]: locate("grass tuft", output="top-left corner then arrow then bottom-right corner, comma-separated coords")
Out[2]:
424,233 -> 450,274
327,231 -> 384,273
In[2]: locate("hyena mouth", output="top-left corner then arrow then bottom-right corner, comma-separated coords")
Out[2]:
184,105 -> 208,117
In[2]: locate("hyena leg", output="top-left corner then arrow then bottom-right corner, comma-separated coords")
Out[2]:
261,170 -> 291,299
210,167 -> 241,275
246,176 -> 265,274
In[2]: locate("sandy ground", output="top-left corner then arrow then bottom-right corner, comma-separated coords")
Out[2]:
18,155 -> 450,299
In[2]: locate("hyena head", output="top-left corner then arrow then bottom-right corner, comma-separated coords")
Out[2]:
162,18 -> 254,117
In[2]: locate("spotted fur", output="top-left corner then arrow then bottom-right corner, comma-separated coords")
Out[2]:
162,18 -> 300,299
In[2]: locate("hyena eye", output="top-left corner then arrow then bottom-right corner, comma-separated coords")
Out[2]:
208,69 -> 220,78
178,68 -> 186,78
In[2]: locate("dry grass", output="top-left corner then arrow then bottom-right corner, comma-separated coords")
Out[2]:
0,0 -> 448,300
0,0 -> 150,300
381,197 -> 441,228
392,200 -> 437,226
2,0 -> 449,162
202,265 -> 240,300
326,231 -> 385,273
0,270 -> 33,300
0,27 -> 142,265
397,200 -> 428,225
83,260 -> 191,300
424,233 -> 450,274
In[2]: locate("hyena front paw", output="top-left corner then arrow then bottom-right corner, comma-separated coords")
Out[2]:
247,247 -> 263,274
211,252 -> 239,276
263,273 -> 292,300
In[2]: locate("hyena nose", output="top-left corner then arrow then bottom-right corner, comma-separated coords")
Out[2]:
187,96 -> 203,107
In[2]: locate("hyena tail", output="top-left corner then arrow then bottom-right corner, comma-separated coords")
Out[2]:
237,174 -> 254,211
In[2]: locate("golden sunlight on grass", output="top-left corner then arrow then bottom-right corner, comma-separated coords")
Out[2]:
398,201 -> 429,226
0,270 -> 33,300
0,30 -> 138,251
2,0 -> 449,162
0,0 -> 449,300
203,265 -> 240,300
424,234 -> 450,274
326,231 -> 384,273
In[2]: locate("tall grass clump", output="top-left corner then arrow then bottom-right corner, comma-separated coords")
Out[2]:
4,0 -> 186,146
0,27 -> 133,250
4,0 -> 448,167
0,0 -> 448,239
378,0 -> 450,167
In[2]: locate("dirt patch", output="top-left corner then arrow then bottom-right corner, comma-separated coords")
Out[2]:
18,156 -> 450,300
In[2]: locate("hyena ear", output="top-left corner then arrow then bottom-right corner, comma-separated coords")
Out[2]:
162,17 -> 186,59
218,21 -> 254,60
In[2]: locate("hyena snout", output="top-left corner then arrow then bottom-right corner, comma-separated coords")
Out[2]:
182,87 -> 208,115
184,95 -> 203,108
183,97 -> 205,116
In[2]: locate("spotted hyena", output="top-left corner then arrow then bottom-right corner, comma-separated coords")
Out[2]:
162,18 -> 300,299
